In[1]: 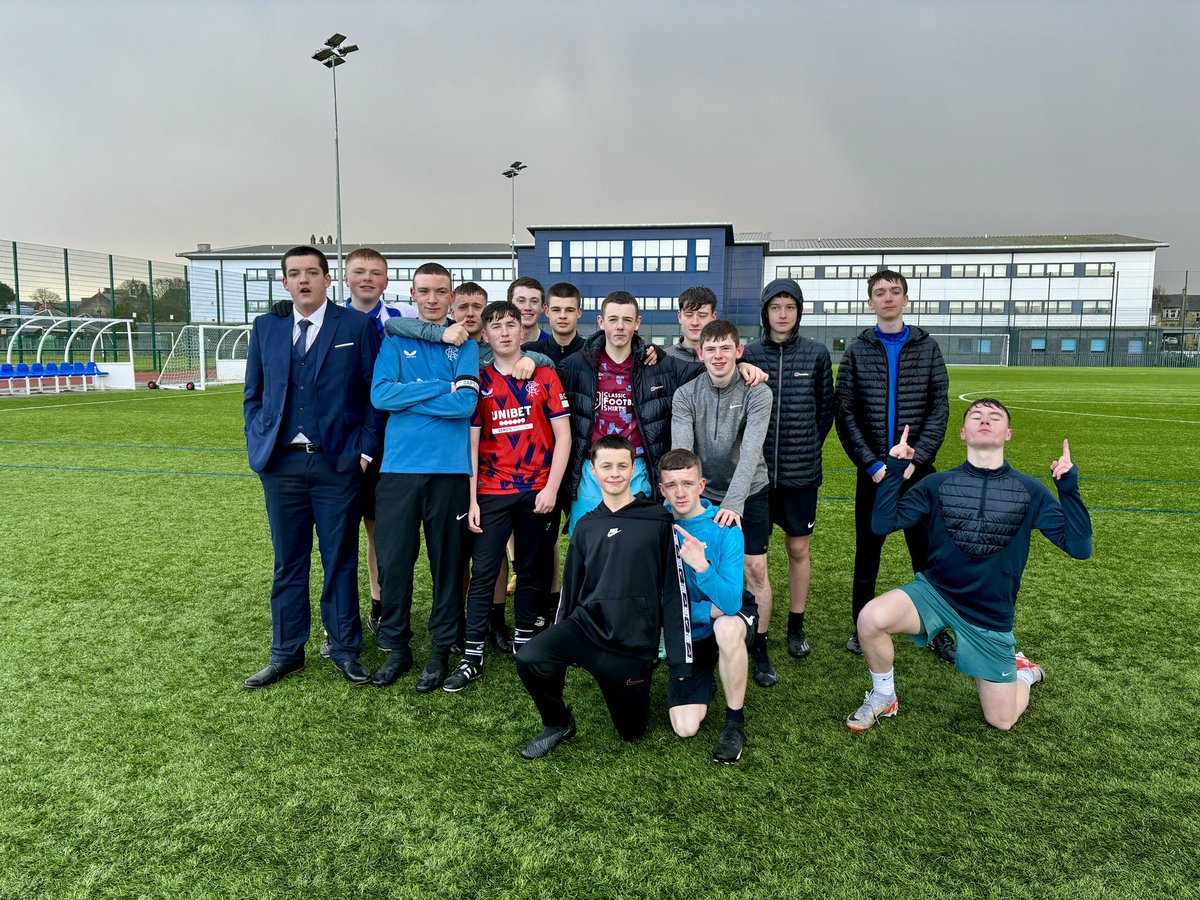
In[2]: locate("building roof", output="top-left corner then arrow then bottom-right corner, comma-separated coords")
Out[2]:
766,234 -> 1168,253
178,242 -> 513,261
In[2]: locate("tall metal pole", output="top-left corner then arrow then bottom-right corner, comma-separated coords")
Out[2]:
332,60 -> 344,304
510,175 -> 517,276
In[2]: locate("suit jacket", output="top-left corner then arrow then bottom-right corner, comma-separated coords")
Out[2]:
243,302 -> 383,473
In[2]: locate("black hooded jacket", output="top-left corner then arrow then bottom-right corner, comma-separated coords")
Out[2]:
834,325 -> 949,471
740,297 -> 834,489
556,331 -> 703,505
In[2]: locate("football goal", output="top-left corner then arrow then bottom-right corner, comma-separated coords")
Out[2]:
928,333 -> 1011,366
149,324 -> 252,390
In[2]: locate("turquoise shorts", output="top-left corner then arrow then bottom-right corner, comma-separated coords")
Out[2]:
900,573 -> 1018,683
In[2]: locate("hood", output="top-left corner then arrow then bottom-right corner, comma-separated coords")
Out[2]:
665,497 -> 718,526
760,278 -> 804,343
583,494 -> 673,524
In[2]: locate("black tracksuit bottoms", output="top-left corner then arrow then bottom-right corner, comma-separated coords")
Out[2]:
852,466 -> 931,626
375,472 -> 469,658
466,492 -> 556,652
515,617 -> 654,742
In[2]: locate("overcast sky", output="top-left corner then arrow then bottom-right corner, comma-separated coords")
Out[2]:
4,0 -> 1197,286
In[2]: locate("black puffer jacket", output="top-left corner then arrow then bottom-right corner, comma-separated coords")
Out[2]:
834,326 -> 949,470
557,331 -> 703,504
741,318 -> 834,489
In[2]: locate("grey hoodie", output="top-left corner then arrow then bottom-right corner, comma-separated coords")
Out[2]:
670,374 -> 772,517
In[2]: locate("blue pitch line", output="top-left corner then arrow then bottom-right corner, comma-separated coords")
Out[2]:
0,463 -> 254,479
0,440 -> 241,453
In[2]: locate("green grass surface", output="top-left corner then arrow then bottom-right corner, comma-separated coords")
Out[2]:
0,368 -> 1197,898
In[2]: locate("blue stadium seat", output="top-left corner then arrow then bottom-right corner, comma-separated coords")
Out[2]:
84,360 -> 108,390
14,363 -> 32,395
0,362 -> 12,394
28,362 -> 46,392
43,362 -> 62,393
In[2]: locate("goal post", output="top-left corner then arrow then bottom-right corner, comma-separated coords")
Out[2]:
151,324 -> 252,390
927,333 -> 1010,366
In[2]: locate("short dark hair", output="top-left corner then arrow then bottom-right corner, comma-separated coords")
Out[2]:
413,262 -> 453,284
658,448 -> 702,477
868,269 -> 907,295
964,397 -> 1011,423
678,286 -> 717,314
546,282 -> 582,307
590,434 -> 635,461
482,300 -> 521,327
281,245 -> 329,276
698,319 -> 739,347
600,290 -> 639,315
454,281 -> 488,300
507,276 -> 544,302
345,247 -> 387,269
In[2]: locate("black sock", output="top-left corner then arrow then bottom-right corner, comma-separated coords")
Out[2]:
490,604 -> 507,628
787,611 -> 805,634
726,707 -> 745,728
752,632 -> 767,654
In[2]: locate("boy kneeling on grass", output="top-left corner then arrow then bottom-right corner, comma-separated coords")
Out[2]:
847,398 -> 1092,732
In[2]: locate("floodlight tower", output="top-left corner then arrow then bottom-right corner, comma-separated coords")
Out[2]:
312,33 -> 359,304
502,161 -> 528,277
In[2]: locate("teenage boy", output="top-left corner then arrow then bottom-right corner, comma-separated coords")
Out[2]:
514,436 -> 690,759
660,449 -> 757,764
523,282 -> 586,365
442,301 -> 572,693
666,286 -> 718,362
835,270 -> 951,661
269,247 -> 415,639
740,278 -> 834,661
370,263 -> 480,693
242,245 -> 382,688
557,292 -> 766,535
847,400 -> 1092,731
509,276 -> 550,344
670,320 -> 776,687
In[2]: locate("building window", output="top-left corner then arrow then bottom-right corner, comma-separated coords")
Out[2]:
1061,338 -> 1077,352
909,302 -> 942,314
1083,263 -> 1115,277
949,301 -> 1007,315
824,265 -> 870,279
1163,307 -> 1180,320
549,258 -> 562,273
582,296 -> 598,311
1128,338 -> 1144,354
1030,338 -> 1047,351
777,265 -> 817,279
554,239 -> 623,275
1090,338 -> 1107,352
697,256 -> 709,272
246,268 -> 281,281
832,338 -> 846,351
630,238 -> 686,274
897,264 -> 941,278
979,338 -> 992,353
958,338 -> 973,353
823,301 -> 869,314
1015,262 -> 1076,277
949,264 -> 1007,278
643,297 -> 658,311
1080,301 -> 1111,314
1014,301 -> 1073,315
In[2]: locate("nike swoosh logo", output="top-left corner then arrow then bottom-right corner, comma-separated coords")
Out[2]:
625,678 -> 645,686
456,513 -> 468,520
808,520 -> 816,529
729,404 -> 742,409
607,528 -> 621,537
1001,671 -> 1012,678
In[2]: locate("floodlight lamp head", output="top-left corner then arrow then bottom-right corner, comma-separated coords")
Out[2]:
325,33 -> 347,48
510,160 -> 526,170
340,44 -> 359,55
503,169 -> 517,178
329,57 -> 346,67
312,48 -> 335,62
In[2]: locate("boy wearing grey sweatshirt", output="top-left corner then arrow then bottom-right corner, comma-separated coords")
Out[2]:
671,320 -> 778,687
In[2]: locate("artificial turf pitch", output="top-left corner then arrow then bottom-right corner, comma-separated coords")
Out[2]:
0,367 -> 1196,898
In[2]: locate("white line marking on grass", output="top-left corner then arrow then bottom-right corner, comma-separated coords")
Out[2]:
0,390 -> 237,413
957,392 -> 1200,425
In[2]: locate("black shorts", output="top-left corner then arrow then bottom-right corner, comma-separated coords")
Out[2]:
666,604 -> 755,709
358,455 -> 383,520
769,485 -> 818,537
740,488 -> 772,555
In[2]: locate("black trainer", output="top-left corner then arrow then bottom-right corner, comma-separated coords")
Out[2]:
930,628 -> 957,665
845,631 -> 863,656
366,600 -> 382,635
415,658 -> 449,693
521,714 -> 577,760
712,724 -> 745,764
752,648 -> 778,688
442,659 -> 482,693
787,629 -> 811,659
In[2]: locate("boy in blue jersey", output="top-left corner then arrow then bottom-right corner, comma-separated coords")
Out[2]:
370,262 -> 480,693
659,449 -> 757,764
846,399 -> 1092,732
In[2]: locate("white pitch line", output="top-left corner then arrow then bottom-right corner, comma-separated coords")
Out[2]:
0,389 -> 238,413
957,392 -> 1200,425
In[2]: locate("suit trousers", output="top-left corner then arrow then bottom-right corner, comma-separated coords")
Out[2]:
259,450 -> 363,666
515,617 -> 654,742
375,473 -> 470,659
851,466 -> 932,625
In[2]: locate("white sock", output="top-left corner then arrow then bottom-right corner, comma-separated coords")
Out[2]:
870,669 -> 895,696
1017,668 -> 1039,687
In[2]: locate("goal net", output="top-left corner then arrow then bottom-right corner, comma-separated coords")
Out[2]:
151,324 -> 252,390
927,333 -> 1010,366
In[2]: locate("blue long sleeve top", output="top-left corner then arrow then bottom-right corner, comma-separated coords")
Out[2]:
668,499 -> 745,641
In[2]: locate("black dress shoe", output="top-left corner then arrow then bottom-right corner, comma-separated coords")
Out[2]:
930,628 -> 957,665
415,659 -> 449,693
521,714 -> 577,760
243,660 -> 304,689
490,622 -> 514,654
335,657 -> 372,686
372,647 -> 413,687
